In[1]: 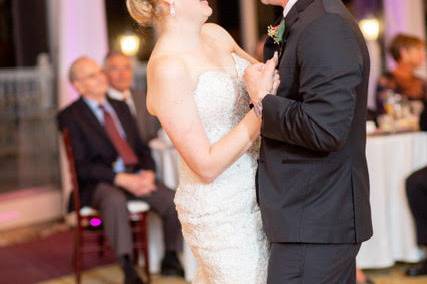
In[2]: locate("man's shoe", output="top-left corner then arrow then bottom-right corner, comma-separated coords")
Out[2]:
161,251 -> 185,277
119,255 -> 145,284
124,270 -> 144,284
406,260 -> 427,277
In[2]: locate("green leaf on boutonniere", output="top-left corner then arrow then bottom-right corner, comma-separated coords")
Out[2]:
267,19 -> 286,45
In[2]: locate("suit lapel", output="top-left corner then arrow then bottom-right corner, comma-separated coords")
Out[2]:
277,0 -> 315,66
284,0 -> 315,32
283,4 -> 299,39
276,8 -> 298,65
295,0 -> 315,13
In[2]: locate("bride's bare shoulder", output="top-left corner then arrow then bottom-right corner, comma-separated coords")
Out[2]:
201,23 -> 235,51
146,54 -> 192,115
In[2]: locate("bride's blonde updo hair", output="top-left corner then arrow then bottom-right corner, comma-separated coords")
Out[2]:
127,0 -> 168,27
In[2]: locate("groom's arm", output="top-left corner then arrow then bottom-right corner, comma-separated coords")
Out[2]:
261,14 -> 364,152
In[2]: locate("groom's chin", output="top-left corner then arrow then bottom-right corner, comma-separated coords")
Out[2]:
260,0 -> 284,6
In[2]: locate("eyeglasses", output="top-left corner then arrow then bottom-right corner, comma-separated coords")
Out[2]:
75,70 -> 104,82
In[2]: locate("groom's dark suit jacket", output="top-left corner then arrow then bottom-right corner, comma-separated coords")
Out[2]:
57,97 -> 156,208
259,0 -> 373,244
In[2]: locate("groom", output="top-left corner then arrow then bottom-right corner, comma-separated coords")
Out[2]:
244,0 -> 372,283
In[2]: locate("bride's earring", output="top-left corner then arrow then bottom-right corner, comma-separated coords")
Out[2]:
170,1 -> 176,17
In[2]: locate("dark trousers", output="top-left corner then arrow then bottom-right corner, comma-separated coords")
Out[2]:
267,243 -> 361,284
92,182 -> 183,258
406,166 -> 427,245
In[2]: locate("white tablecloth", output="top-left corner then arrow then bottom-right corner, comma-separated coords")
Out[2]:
357,132 -> 427,268
148,133 -> 427,277
149,139 -> 179,189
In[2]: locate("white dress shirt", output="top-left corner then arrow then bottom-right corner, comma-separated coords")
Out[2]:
108,88 -> 137,115
283,0 -> 299,18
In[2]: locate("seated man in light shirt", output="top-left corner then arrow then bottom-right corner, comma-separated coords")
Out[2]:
104,51 -> 160,144
57,57 -> 184,284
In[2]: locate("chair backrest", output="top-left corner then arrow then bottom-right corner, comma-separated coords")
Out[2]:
61,129 -> 83,220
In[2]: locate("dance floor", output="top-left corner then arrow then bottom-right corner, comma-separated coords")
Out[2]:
0,227 -> 116,283
0,222 -> 426,284
38,263 -> 427,284
366,266 -> 427,284
39,264 -> 185,284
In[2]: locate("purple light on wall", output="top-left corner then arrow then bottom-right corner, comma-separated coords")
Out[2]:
90,217 -> 102,227
353,0 -> 382,19
0,211 -> 21,224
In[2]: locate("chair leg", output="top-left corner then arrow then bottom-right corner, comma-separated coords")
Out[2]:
98,233 -> 105,258
141,215 -> 150,283
131,220 -> 139,267
133,248 -> 139,266
73,228 -> 82,284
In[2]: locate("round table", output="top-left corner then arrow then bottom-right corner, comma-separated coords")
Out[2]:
148,133 -> 427,279
149,138 -> 179,189
357,132 -> 427,268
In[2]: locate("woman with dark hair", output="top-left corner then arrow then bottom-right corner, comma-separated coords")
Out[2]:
376,34 -> 426,115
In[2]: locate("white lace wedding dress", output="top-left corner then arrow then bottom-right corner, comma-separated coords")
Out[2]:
174,53 -> 269,284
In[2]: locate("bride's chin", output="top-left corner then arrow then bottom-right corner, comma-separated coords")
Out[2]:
202,8 -> 213,18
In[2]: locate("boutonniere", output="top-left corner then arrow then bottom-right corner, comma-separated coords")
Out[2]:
267,19 -> 286,45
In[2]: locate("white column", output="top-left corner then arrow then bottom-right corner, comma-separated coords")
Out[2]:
47,0 -> 109,109
46,0 -> 108,212
367,41 -> 382,111
46,0 -> 59,68
240,0 -> 258,55
383,0 -> 426,76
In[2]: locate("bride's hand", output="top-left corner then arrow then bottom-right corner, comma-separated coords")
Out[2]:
244,52 -> 279,104
270,70 -> 280,96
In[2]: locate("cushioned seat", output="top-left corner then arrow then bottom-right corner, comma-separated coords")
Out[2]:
80,201 -> 151,217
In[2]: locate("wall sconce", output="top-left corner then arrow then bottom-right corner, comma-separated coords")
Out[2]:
119,33 -> 141,57
359,18 -> 381,41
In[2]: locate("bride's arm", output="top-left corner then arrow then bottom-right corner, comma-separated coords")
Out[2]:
147,57 -> 260,183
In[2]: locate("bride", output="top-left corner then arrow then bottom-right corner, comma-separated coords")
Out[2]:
127,0 -> 279,282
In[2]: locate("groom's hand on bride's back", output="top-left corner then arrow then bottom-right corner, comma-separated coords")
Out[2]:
244,52 -> 280,104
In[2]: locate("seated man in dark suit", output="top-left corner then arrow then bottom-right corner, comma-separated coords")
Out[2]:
406,102 -> 427,277
57,57 -> 183,284
104,51 -> 160,144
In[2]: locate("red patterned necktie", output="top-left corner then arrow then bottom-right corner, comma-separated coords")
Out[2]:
99,105 -> 138,166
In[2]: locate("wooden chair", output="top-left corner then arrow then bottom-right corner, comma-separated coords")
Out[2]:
61,129 -> 151,283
